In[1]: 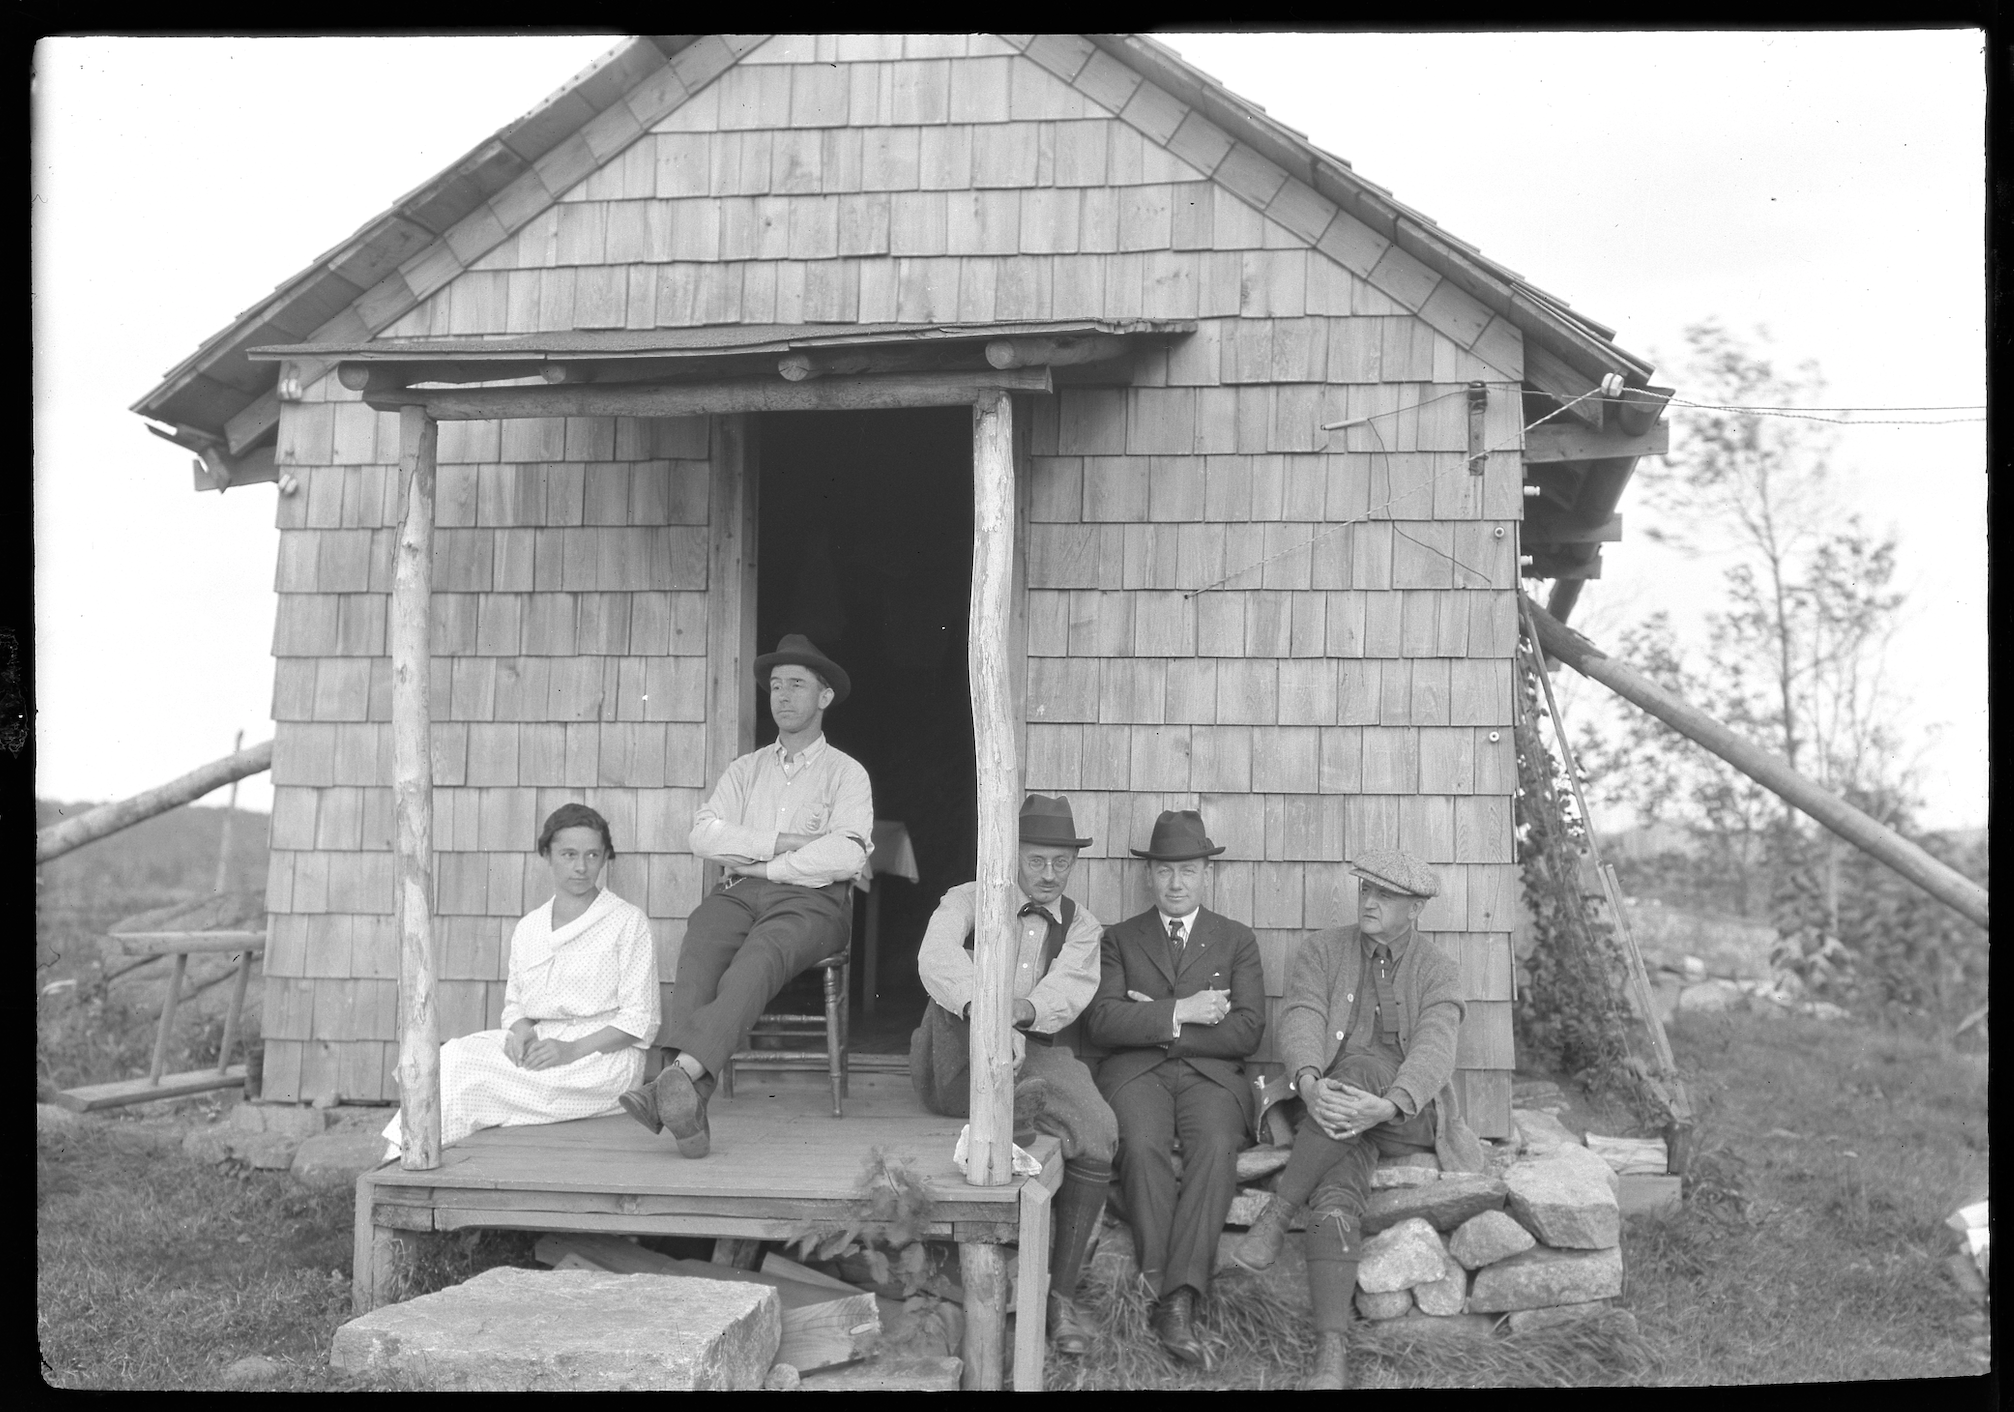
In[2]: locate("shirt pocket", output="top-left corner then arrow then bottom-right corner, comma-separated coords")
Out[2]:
800,805 -> 830,834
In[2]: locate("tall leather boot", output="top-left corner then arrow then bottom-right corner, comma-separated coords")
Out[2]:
1303,1209 -> 1360,1390
1045,1158 -> 1110,1356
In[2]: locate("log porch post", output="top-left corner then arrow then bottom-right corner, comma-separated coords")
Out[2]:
392,404 -> 441,1170
961,389 -> 1018,1390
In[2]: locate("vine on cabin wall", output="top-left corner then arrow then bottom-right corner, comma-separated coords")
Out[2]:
1511,637 -> 1651,1115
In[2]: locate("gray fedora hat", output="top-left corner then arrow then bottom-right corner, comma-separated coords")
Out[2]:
753,633 -> 851,705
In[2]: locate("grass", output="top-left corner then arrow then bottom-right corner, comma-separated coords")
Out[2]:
35,1113 -> 542,1390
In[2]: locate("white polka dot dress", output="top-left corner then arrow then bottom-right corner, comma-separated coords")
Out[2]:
382,887 -> 659,1160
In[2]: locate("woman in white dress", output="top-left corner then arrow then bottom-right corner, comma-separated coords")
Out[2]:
381,803 -> 660,1160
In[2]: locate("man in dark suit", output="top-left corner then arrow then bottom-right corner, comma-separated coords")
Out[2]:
1083,810 -> 1265,1368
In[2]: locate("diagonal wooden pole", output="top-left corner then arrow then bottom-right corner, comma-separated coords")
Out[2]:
1522,593 -> 1988,931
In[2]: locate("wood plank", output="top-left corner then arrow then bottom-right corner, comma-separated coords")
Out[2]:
52,1065 -> 250,1112
961,1241 -> 1008,1391
1524,422 -> 1667,464
377,370 -> 1053,421
116,934 -> 265,956
1011,1176 -> 1053,1392
1523,342 -> 1605,431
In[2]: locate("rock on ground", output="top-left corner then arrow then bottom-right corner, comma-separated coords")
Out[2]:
1467,1245 -> 1624,1313
1448,1210 -> 1536,1270
1366,1311 -> 1497,1341
220,1355 -> 286,1386
1412,1250 -> 1468,1316
330,1268 -> 781,1390
231,1102 -> 330,1139
1356,1217 -> 1447,1294
1505,1154 -> 1620,1250
1505,1300 -> 1615,1333
291,1131 -> 391,1188
1363,1174 -> 1509,1235
238,1132 -> 303,1170
1677,978 -> 1748,1014
1542,1140 -> 1623,1197
1511,1108 -> 1579,1157
1377,1160 -> 1442,1184
1355,1287 -> 1414,1320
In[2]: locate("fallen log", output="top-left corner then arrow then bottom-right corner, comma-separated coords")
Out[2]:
36,740 -> 274,864
1521,595 -> 1988,931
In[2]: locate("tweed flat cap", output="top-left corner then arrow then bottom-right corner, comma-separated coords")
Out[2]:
1347,847 -> 1440,899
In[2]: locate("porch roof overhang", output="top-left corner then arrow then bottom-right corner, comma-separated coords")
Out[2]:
251,318 -> 1190,394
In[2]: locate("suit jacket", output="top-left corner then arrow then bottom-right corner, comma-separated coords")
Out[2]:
1083,906 -> 1266,1127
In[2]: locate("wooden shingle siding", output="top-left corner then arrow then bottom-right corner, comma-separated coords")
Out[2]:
260,35 -> 1523,1134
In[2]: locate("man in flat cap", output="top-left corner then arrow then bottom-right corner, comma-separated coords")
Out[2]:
618,634 -> 872,1159
909,794 -> 1115,1357
1234,846 -> 1486,1389
1082,809 -> 1265,1368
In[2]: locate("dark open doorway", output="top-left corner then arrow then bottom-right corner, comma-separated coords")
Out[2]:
755,408 -> 976,1049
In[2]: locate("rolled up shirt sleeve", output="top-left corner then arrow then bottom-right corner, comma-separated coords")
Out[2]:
916,885 -> 978,1019
765,755 -> 874,888
688,757 -> 777,865
1026,909 -> 1103,1034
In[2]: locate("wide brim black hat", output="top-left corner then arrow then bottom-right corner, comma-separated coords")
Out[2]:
753,633 -> 851,705
1129,809 -> 1227,861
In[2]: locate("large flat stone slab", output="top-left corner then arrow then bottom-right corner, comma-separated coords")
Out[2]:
1468,1245 -> 1624,1313
1363,1174 -> 1509,1234
330,1267 -> 780,1390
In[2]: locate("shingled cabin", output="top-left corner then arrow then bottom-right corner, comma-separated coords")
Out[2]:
133,33 -> 1669,1146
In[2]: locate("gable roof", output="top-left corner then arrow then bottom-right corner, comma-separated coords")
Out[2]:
134,33 -> 1656,456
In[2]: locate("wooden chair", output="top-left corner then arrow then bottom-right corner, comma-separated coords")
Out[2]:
719,887 -> 853,1117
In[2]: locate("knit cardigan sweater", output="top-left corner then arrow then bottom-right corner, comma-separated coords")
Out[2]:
1276,923 -> 1487,1175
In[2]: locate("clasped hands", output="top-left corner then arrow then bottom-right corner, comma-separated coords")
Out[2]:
1127,987 -> 1232,1027
503,1023 -> 577,1071
1299,1075 -> 1399,1140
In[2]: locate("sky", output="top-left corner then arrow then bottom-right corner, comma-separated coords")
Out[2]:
32,32 -> 1988,829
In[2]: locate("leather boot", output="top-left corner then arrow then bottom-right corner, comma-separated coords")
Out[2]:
1304,1209 -> 1361,1389
1306,1331 -> 1352,1390
1046,1159 -> 1110,1356
1231,1196 -> 1296,1272
1151,1287 -> 1207,1366
654,1064 -> 714,1158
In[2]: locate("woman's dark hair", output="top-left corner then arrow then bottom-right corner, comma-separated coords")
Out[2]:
537,803 -> 616,859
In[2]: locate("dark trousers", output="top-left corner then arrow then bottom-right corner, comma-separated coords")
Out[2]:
1108,1056 -> 1246,1300
1292,1052 -> 1436,1335
660,877 -> 848,1078
1277,1051 -> 1437,1213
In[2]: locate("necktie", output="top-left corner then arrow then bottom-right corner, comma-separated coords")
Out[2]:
1372,944 -> 1401,1039
1018,902 -> 1054,925
1168,916 -> 1185,963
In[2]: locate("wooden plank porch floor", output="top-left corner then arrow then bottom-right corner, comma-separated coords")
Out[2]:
354,1073 -> 1059,1389
365,1073 -> 1034,1231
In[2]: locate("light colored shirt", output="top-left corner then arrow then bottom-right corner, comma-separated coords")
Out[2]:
500,887 -> 659,1049
688,734 -> 874,888
1157,908 -> 1203,1038
917,881 -> 1103,1065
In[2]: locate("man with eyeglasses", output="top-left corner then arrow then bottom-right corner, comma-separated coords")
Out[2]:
909,794 -> 1116,1359
1241,847 -> 1487,1389
1082,809 -> 1265,1370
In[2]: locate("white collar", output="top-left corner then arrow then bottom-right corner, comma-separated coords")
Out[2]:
1158,909 -> 1198,934
772,733 -> 827,766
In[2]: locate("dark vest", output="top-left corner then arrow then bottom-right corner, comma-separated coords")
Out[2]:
965,895 -> 1078,1049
